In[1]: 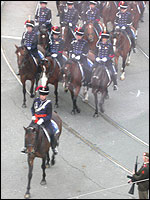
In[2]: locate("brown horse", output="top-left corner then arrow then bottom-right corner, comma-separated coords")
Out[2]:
110,29 -> 132,80
83,22 -> 99,53
102,1 -> 118,30
15,45 -> 39,107
62,59 -> 83,114
24,111 -> 62,199
60,24 -> 75,52
91,63 -> 112,115
38,56 -> 62,107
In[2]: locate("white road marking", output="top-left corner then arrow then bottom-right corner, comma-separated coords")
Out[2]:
136,90 -> 141,97
1,35 -> 22,40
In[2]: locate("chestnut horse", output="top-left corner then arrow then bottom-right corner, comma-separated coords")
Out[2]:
24,111 -> 62,199
15,45 -> 39,107
110,29 -> 132,80
62,59 -> 83,114
38,24 -> 49,55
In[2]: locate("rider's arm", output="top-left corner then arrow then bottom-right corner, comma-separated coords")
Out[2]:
21,32 -> 26,46
45,9 -> 52,25
35,8 -> 39,23
31,33 -> 38,50
42,101 -> 52,122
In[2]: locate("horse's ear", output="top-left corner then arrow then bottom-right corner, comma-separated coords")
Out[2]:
15,44 -> 18,49
23,126 -> 27,131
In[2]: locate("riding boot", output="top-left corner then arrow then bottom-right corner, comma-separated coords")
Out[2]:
50,134 -> 58,155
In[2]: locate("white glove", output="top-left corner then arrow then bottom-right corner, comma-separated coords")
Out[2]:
51,53 -> 58,58
101,57 -> 107,62
96,57 -> 101,62
115,26 -> 120,30
32,116 -> 36,121
121,26 -> 126,30
83,21 -> 86,25
69,23 -> 72,27
71,54 -> 75,58
35,22 -> 39,26
75,55 -> 80,60
37,118 -> 44,125
27,47 -> 31,50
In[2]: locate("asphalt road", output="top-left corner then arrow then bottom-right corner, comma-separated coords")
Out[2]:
1,1 -> 149,199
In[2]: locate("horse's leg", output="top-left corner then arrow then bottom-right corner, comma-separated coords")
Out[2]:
51,153 -> 55,166
74,86 -> 81,113
93,91 -> 99,117
46,151 -> 50,168
99,90 -> 106,113
126,50 -> 131,66
69,88 -> 76,115
40,156 -> 47,185
30,79 -> 35,98
22,80 -> 27,108
120,56 -> 127,81
35,72 -> 40,91
105,88 -> 109,99
24,155 -> 34,199
54,82 -> 59,108
82,86 -> 89,103
114,56 -> 119,73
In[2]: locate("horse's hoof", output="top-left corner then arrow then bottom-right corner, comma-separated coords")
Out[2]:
93,113 -> 99,117
82,98 -> 88,103
22,104 -> 27,108
51,159 -> 55,166
76,108 -> 81,113
30,94 -> 35,98
126,62 -> 130,66
24,193 -> 30,199
40,180 -> 47,185
46,164 -> 50,168
54,104 -> 59,108
71,110 -> 76,115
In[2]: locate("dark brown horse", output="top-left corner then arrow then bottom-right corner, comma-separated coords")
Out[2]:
110,29 -> 132,80
102,1 -> 118,30
38,56 -> 62,107
91,63 -> 112,115
15,45 -> 39,107
24,111 -> 62,199
62,59 -> 83,114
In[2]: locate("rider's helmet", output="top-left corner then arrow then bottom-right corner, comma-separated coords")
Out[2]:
25,20 -> 35,28
89,1 -> 97,5
52,26 -> 60,35
67,1 -> 74,5
101,31 -> 110,39
75,27 -> 84,36
39,86 -> 49,95
120,2 -> 128,9
40,1 -> 48,4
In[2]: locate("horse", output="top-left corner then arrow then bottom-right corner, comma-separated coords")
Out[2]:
110,29 -> 132,80
15,45 -> 40,107
127,1 -> 141,33
38,56 -> 62,108
101,1 -> 118,30
56,1 -> 66,17
83,22 -> 100,53
62,59 -> 83,114
91,63 -> 112,115
37,24 -> 50,55
24,111 -> 62,199
60,24 -> 75,52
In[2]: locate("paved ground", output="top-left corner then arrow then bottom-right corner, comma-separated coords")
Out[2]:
1,1 -> 149,199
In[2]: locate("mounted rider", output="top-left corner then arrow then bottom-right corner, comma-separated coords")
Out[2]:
18,19 -> 46,75
69,27 -> 93,86
83,1 -> 102,36
94,31 -> 118,91
60,1 -> 79,33
35,1 -> 52,33
114,1 -> 136,53
21,85 -> 59,155
46,26 -> 67,68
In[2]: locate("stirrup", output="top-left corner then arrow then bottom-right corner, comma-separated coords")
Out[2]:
113,85 -> 118,91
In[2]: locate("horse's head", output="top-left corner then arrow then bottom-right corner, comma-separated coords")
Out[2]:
127,2 -> 138,19
39,58 -> 51,87
24,126 -> 39,154
60,25 -> 69,41
84,22 -> 95,42
15,45 -> 28,67
38,25 -> 49,49
62,59 -> 74,92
